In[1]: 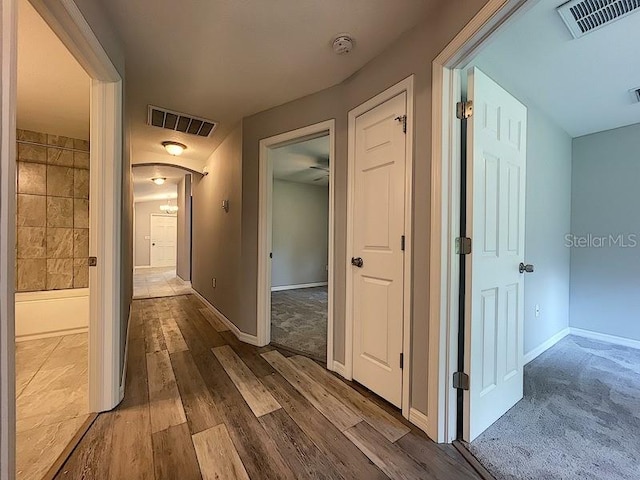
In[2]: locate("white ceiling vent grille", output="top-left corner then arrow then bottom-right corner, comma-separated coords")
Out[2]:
147,105 -> 217,137
557,0 -> 640,38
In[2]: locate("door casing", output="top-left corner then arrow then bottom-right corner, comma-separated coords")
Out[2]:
346,76 -> 414,419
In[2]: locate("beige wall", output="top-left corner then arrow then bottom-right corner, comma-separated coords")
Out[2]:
191,124 -> 243,323
272,180 -> 328,288
176,175 -> 192,281
134,200 -> 176,267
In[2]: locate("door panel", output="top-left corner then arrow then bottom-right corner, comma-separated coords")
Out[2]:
352,92 -> 406,408
465,67 -> 527,441
150,214 -> 177,267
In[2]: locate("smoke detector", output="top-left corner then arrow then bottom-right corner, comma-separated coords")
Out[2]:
333,34 -> 354,55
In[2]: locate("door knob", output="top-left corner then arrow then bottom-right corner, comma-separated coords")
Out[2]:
351,257 -> 364,268
152,243 -> 156,246
519,262 -> 534,274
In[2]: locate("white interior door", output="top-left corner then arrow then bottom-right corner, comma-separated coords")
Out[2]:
150,214 -> 177,267
464,67 -> 527,441
352,92 -> 406,407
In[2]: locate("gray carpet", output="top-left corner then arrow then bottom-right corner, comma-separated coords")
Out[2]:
470,335 -> 640,480
271,287 -> 327,361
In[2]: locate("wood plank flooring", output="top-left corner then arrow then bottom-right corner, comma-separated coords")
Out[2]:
55,294 -> 481,480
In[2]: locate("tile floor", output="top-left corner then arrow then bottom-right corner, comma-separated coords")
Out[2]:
133,266 -> 192,299
16,333 -> 90,480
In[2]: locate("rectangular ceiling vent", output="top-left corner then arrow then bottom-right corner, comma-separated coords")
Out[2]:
147,105 -> 217,137
557,0 -> 640,38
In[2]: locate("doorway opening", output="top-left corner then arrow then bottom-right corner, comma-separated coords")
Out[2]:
434,1 -> 640,478
257,120 -> 335,367
132,164 -> 193,299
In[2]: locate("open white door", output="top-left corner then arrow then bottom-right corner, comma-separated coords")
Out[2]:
150,214 -> 177,267
351,92 -> 407,408
464,67 -> 527,441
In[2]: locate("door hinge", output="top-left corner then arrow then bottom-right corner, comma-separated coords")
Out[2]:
455,237 -> 472,255
395,115 -> 407,134
401,235 -> 405,251
400,353 -> 404,369
453,371 -> 469,390
456,101 -> 473,120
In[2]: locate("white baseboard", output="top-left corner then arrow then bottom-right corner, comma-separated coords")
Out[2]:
15,288 -> 89,341
191,289 -> 262,346
332,361 -> 349,379
119,306 -> 132,400
524,327 -> 571,364
134,265 -> 152,270
271,282 -> 328,292
570,327 -> 640,350
409,408 -> 430,435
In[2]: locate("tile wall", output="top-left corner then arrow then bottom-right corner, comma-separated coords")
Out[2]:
16,129 -> 90,292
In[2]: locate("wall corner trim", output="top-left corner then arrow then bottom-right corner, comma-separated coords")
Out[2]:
119,306 -> 132,401
523,327 -> 571,365
408,408 -> 431,438
331,361 -> 349,380
191,289 -> 263,346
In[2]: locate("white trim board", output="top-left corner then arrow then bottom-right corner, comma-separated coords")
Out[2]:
120,307 -> 132,398
409,408 -> 430,435
346,76 -> 414,420
271,282 -> 328,292
523,328 -> 570,364
570,328 -> 640,350
191,289 -> 261,346
257,120 -> 336,370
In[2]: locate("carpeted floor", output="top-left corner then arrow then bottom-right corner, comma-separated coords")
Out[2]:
271,286 -> 327,361
470,335 -> 640,480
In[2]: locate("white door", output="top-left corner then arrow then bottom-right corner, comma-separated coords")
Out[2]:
150,214 -> 177,267
464,67 -> 527,441
352,92 -> 407,407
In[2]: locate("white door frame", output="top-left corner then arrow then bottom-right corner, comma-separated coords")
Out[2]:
257,120 -> 335,368
429,0 -> 533,442
1,0 -> 123,476
150,213 -> 177,267
346,76 -> 414,419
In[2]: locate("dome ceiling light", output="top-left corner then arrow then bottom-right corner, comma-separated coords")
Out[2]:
151,177 -> 166,185
162,141 -> 187,156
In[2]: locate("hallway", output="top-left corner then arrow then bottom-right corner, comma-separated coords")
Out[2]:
55,295 -> 480,479
133,267 -> 192,299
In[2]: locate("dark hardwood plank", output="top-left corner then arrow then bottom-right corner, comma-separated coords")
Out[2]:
261,373 -> 388,480
44,413 -> 97,480
177,297 -> 227,348
147,350 -> 187,433
220,330 -> 276,378
453,441 -> 495,480
152,423 -> 202,480
259,408 -> 345,480
170,350 -> 223,434
143,314 -> 167,354
192,424 -> 250,480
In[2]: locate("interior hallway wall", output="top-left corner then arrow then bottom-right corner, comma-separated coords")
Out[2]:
191,124 -> 243,324
272,179 -> 328,288
176,175 -> 192,281
570,123 -> 640,342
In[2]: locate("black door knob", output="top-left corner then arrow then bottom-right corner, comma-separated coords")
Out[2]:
351,257 -> 364,268
519,262 -> 534,274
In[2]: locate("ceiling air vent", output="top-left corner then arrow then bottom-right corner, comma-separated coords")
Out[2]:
147,105 -> 217,137
557,0 -> 640,38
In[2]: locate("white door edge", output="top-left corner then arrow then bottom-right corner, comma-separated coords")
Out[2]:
346,75 -> 414,419
257,120 -> 336,370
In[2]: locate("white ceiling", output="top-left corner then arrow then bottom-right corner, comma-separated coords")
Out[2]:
133,165 -> 189,203
17,0 -> 90,140
272,135 -> 330,186
101,0 -> 434,169
470,0 -> 640,138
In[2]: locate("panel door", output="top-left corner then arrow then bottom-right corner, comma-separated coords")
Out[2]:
150,214 -> 177,267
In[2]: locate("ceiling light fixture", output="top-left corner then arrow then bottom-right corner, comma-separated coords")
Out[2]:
162,141 -> 187,156
160,200 -> 178,214
151,177 -> 166,185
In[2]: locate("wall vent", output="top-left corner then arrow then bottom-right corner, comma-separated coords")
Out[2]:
147,105 -> 217,137
557,0 -> 640,38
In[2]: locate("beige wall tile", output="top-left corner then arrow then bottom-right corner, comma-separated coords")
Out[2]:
46,259 -> 74,290
17,194 -> 46,227
47,135 -> 74,149
73,258 -> 89,288
74,169 -> 89,199
47,148 -> 74,167
17,162 -> 46,195
17,227 -> 46,259
73,139 -> 90,152
17,259 -> 46,292
18,144 -> 47,164
47,166 -> 74,197
73,151 -> 89,170
73,229 -> 89,258
47,228 -> 74,259
17,130 -> 46,144
46,197 -> 73,228
73,199 -> 89,228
